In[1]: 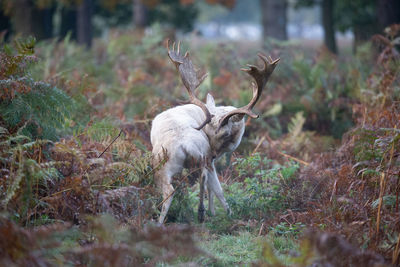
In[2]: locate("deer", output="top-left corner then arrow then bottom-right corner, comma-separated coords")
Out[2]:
151,40 -> 279,224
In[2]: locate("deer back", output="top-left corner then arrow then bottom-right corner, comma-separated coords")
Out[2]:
151,104 -> 212,166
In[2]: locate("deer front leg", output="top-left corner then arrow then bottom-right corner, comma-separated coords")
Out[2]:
198,168 -> 207,223
207,162 -> 231,215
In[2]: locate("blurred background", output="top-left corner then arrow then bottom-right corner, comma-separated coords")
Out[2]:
1,0 -> 399,53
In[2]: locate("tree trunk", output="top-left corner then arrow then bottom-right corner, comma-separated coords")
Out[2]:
10,0 -> 54,40
42,7 -> 55,39
0,3 -> 11,41
377,0 -> 400,31
133,0 -> 148,28
12,0 -> 32,37
77,0 -> 93,48
260,0 -> 288,41
322,0 -> 337,54
31,6 -> 54,40
60,6 -> 77,40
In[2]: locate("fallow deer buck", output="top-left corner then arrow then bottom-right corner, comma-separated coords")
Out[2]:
151,40 -> 279,224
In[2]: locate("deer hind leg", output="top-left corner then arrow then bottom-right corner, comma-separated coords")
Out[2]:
157,169 -> 175,224
207,162 -> 231,215
198,168 -> 207,223
207,179 -> 215,216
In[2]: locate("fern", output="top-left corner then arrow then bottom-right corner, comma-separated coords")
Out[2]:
287,111 -> 305,138
105,151 -> 153,186
85,118 -> 120,142
0,81 -> 73,140
0,38 -> 74,140
0,129 -> 61,224
2,147 -> 25,207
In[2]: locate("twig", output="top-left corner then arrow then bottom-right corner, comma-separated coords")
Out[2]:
258,222 -> 264,236
276,150 -> 309,166
376,172 -> 386,239
380,127 -> 400,133
98,129 -> 123,158
40,188 -> 73,200
393,232 -> 400,265
133,119 -> 153,123
252,134 -> 266,155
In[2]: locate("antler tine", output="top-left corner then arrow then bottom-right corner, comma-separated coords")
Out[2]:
217,53 -> 279,132
166,39 -> 212,130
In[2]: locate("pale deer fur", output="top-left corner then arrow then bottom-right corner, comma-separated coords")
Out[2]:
151,41 -> 279,223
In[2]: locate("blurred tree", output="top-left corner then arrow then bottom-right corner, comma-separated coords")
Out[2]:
182,0 -> 235,9
146,0 -> 198,32
203,0 -> 235,9
94,0 -> 132,29
2,0 -> 54,40
133,0 -> 148,28
261,0 -> 288,41
2,0 -> 244,45
0,0 -> 11,40
12,0 -> 34,37
297,0 -> 399,53
377,0 -> 400,31
197,0 -> 259,24
335,0 -> 378,52
154,0 -> 236,31
60,5 -> 77,40
296,0 -> 337,54
77,0 -> 93,47
296,0 -> 395,53
322,0 -> 336,53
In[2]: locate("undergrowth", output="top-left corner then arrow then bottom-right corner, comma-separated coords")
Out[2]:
226,153 -> 300,220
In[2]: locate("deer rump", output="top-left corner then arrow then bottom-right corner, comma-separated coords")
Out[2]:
151,40 -> 279,224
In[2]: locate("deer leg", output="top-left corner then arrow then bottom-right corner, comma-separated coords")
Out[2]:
198,168 -> 207,223
207,162 -> 231,215
158,177 -> 175,224
207,179 -> 215,216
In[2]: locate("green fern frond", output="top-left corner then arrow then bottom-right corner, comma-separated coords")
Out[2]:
288,111 -> 305,138
14,36 -> 36,55
1,38 -> 74,140
0,135 -> 31,148
2,148 -> 24,207
0,126 -> 9,136
85,118 -> 120,142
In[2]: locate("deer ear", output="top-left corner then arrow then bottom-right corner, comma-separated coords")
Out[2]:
206,93 -> 216,113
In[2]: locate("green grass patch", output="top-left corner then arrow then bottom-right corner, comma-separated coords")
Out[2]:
197,231 -> 262,266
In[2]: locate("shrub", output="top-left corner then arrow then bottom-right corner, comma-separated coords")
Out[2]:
226,153 -> 300,220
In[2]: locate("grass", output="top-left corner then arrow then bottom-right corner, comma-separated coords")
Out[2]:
198,231 -> 262,266
191,225 -> 302,266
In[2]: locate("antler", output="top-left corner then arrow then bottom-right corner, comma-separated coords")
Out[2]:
217,53 -> 279,132
167,39 -> 212,130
